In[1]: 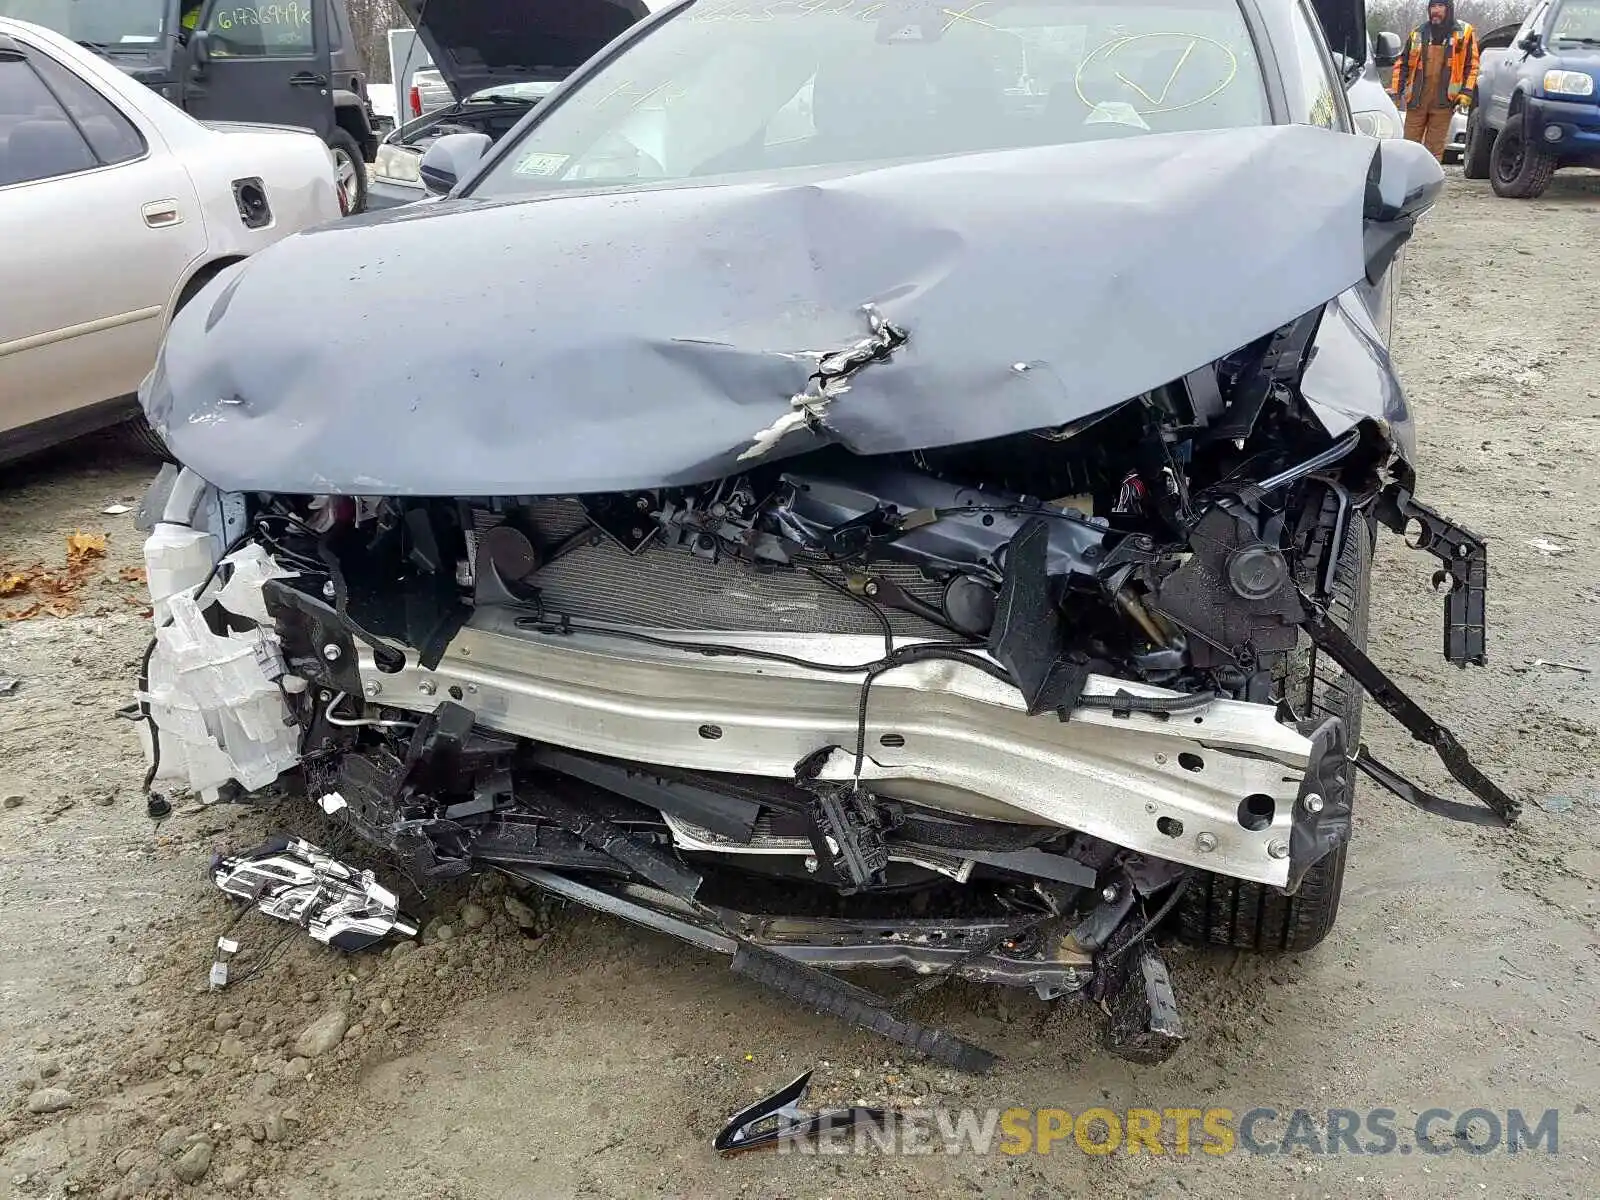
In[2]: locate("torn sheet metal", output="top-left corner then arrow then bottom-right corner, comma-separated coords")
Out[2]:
212,836 -> 419,951
144,125 -> 1388,497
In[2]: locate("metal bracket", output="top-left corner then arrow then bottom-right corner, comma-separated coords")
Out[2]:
1376,483 -> 1488,666
1354,746 -> 1508,828
1297,594 -> 1520,824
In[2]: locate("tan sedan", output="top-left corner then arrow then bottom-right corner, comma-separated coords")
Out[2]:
0,17 -> 340,463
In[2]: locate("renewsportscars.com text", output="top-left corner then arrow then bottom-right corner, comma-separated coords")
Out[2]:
775,1106 -> 1560,1156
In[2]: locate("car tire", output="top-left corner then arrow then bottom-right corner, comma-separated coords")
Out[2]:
327,128 -> 369,215
1489,110 -> 1556,198
1175,506 -> 1371,954
1462,109 -> 1493,179
121,416 -> 174,460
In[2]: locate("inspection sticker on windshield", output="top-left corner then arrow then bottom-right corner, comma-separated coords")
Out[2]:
513,152 -> 571,178
1084,101 -> 1150,130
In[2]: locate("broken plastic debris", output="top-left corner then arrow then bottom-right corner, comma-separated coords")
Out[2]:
102,504 -> 132,516
1532,659 -> 1590,674
141,582 -> 300,796
212,836 -> 418,952
714,1069 -> 894,1155
213,544 -> 296,624
0,677 -> 18,697
318,792 -> 349,815
210,936 -> 240,989
1526,538 -> 1572,556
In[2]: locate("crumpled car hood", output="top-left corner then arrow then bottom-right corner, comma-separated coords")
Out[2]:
144,125 -> 1387,496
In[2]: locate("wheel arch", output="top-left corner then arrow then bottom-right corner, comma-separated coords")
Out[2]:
166,256 -> 245,325
333,91 -> 378,160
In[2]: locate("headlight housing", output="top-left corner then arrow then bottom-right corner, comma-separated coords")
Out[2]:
374,143 -> 423,185
1543,69 -> 1596,96
1352,109 -> 1401,139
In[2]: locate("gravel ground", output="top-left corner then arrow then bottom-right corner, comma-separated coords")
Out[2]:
2,170 -> 1599,1200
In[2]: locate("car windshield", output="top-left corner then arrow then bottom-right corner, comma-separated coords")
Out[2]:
1551,0 -> 1600,40
471,0 -> 1269,199
0,0 -> 167,46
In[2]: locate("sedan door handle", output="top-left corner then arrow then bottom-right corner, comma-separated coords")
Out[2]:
142,200 -> 183,229
289,71 -> 328,87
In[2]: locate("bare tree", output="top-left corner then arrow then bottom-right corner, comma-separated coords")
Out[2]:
345,0 -> 410,82
1368,0 -> 1529,37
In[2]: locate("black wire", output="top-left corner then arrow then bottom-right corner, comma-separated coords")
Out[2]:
137,636 -> 162,794
848,644 -> 1012,783
798,563 -> 895,659
228,923 -> 298,987
514,618 -> 903,674
1076,689 -> 1218,715
1098,876 -> 1192,967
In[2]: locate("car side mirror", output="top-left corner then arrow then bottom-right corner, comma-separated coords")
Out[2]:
190,28 -> 210,67
1331,51 -> 1364,87
419,132 -> 491,197
1373,31 -> 1402,68
1363,138 -> 1444,282
1517,31 -> 1543,54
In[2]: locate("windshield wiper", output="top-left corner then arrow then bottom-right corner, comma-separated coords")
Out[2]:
1553,35 -> 1600,44
77,38 -> 144,54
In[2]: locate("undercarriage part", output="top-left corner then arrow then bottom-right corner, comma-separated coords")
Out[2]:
505,866 -> 1004,1070
211,836 -> 419,951
1297,596 -> 1520,824
522,776 -> 704,901
1375,482 -> 1489,667
1095,916 -> 1186,1065
728,943 -> 999,1074
714,1070 -> 892,1155
532,749 -> 762,843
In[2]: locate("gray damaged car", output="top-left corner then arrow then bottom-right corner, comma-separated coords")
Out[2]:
132,0 -> 1518,1070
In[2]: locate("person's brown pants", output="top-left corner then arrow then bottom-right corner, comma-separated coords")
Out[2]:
1404,106 -> 1453,160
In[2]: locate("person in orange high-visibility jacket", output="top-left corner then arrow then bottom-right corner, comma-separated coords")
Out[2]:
1391,0 -> 1480,160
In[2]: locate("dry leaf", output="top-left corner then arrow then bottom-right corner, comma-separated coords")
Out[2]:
0,572 -> 29,597
67,531 -> 108,564
119,566 -> 147,584
2,603 -> 43,621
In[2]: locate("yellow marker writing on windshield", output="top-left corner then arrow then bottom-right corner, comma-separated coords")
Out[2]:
1075,32 -> 1238,115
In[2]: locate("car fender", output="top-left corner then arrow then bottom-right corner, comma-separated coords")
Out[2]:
175,126 -> 343,270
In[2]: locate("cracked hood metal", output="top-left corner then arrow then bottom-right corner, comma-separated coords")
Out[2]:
143,125 -> 1389,497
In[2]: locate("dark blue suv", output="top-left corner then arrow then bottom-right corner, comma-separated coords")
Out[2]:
1466,0 -> 1600,196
